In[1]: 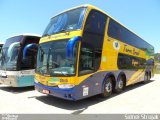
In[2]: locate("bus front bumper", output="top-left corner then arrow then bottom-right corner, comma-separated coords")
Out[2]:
34,82 -> 79,101
0,76 -> 18,87
0,75 -> 34,87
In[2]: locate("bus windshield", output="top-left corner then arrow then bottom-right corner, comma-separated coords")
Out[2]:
43,7 -> 86,36
1,36 -> 22,70
36,40 -> 78,76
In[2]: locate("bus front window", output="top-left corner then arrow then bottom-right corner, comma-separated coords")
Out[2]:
6,44 -> 20,70
36,45 -> 48,74
36,40 -> 78,76
1,36 -> 22,70
43,7 -> 86,36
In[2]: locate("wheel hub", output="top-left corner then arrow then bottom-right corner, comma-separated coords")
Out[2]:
105,82 -> 112,92
118,79 -> 123,89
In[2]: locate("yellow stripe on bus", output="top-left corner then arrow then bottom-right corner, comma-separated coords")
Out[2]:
127,69 -> 144,86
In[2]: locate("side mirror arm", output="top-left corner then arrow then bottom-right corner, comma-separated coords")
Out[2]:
23,43 -> 37,59
66,36 -> 81,59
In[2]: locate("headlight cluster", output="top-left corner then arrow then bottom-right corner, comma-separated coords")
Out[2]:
34,79 -> 39,83
58,84 -> 75,89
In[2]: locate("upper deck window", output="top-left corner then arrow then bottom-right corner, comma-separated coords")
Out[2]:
3,36 -> 23,48
43,7 -> 87,37
1,36 -> 23,70
108,19 -> 154,53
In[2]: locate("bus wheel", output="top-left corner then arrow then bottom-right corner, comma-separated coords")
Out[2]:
115,76 -> 125,93
101,77 -> 113,98
143,72 -> 149,83
148,72 -> 151,80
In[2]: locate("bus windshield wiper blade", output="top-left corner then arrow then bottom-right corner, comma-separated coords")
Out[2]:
60,71 -> 69,76
43,33 -> 50,37
36,65 -> 47,74
54,29 -> 69,34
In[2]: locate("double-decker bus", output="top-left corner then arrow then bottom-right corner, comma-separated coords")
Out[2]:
0,34 -> 40,87
35,5 -> 154,100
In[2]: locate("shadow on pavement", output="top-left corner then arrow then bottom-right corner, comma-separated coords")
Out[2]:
35,80 -> 154,114
0,85 -> 34,94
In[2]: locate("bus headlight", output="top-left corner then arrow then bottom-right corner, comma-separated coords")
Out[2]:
58,84 -> 75,89
34,79 -> 39,83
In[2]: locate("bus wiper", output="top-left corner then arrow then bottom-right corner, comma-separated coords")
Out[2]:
43,29 -> 70,36
36,65 -> 47,74
59,29 -> 66,32
49,68 -> 69,76
43,33 -> 50,37
57,71 -> 69,76
55,29 -> 69,34
60,71 -> 69,76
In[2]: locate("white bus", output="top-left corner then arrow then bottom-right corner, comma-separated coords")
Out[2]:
0,34 -> 40,87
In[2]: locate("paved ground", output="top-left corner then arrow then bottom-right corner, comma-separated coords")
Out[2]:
0,74 -> 160,114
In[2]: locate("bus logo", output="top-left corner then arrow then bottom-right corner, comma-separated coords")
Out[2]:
48,77 -> 60,83
113,41 -> 120,50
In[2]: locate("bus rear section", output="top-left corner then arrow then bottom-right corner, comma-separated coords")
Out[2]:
0,34 -> 40,87
34,5 -> 154,101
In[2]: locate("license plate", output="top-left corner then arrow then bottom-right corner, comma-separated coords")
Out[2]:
42,89 -> 50,94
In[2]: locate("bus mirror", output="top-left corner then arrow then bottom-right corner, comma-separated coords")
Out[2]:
23,43 -> 37,59
8,42 -> 20,58
66,36 -> 81,59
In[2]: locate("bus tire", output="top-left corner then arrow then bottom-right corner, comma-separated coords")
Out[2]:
143,72 -> 149,83
101,77 -> 113,98
115,75 -> 125,93
148,72 -> 151,80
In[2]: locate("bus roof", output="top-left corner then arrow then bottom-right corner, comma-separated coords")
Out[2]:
50,4 -> 153,49
7,33 -> 41,39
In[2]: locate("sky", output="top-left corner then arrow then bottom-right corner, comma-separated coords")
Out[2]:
0,0 -> 160,53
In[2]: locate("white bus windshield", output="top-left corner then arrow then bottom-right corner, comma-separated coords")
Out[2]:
1,36 -> 22,70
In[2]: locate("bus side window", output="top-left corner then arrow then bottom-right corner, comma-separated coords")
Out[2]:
79,46 -> 94,75
108,19 -> 122,41
79,10 -> 107,75
118,53 -> 146,69
94,50 -> 102,70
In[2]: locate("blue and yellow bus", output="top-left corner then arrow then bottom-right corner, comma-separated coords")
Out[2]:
0,34 -> 40,87
35,5 -> 154,100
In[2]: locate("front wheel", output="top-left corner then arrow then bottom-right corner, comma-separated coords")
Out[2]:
101,77 -> 113,98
